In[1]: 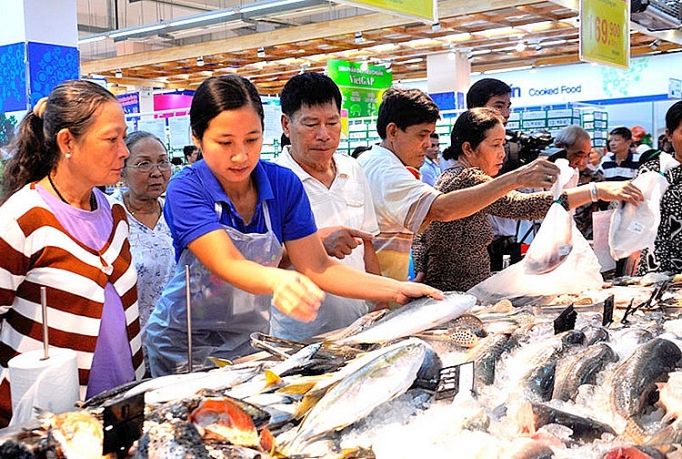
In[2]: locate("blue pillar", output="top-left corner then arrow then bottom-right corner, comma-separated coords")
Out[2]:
0,0 -> 79,112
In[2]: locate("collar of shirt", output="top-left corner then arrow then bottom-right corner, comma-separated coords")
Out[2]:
192,159 -> 275,206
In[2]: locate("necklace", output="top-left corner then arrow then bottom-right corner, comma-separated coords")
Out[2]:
47,173 -> 97,211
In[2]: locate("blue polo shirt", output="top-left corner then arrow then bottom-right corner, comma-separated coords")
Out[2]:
164,159 -> 317,262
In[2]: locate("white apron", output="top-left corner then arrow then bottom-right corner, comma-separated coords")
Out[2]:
146,201 -> 282,376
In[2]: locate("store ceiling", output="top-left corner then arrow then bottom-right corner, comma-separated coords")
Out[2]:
78,0 -> 682,95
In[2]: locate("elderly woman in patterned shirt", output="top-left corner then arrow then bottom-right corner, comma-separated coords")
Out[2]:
412,107 -> 642,292
110,131 -> 175,372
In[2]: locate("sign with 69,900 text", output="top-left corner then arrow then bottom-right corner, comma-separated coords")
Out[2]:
579,0 -> 630,70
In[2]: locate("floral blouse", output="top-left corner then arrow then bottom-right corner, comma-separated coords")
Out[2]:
110,190 -> 176,332
636,154 -> 682,274
412,166 -> 567,292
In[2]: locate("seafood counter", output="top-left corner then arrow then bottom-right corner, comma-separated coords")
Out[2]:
3,283 -> 682,459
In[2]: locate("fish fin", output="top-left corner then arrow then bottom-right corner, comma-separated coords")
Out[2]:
208,356 -> 233,368
260,426 -> 276,454
620,418 -> 650,445
645,424 -> 682,452
264,370 -> 283,387
276,380 -> 317,396
294,393 -> 324,420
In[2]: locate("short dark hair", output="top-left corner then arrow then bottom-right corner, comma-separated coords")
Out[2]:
443,108 -> 505,161
430,132 -> 439,140
183,145 -> 198,160
376,88 -> 440,139
280,72 -> 342,116
190,75 -> 264,141
466,78 -> 512,109
609,126 -> 632,140
665,101 -> 682,134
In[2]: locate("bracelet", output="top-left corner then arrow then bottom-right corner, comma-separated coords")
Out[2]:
589,182 -> 599,202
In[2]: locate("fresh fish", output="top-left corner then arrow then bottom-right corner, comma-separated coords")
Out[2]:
478,308 -> 536,326
581,325 -> 611,346
516,400 -> 616,443
332,292 -> 476,345
134,418 -> 210,458
657,370 -> 682,427
280,339 -> 427,454
466,329 -> 519,387
602,446 -> 666,459
508,439 -> 555,459
610,338 -> 682,442
321,309 -> 390,342
40,410 -> 103,459
553,343 -> 618,401
413,327 -> 481,348
412,340 -> 443,391
189,397 -> 260,447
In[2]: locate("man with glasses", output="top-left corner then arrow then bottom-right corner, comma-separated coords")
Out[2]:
272,72 -> 382,341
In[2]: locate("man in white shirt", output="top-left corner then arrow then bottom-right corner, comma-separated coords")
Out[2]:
358,87 -> 560,282
273,72 -> 381,340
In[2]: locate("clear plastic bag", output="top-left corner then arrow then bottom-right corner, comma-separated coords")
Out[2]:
468,159 -> 603,306
608,152 -> 678,260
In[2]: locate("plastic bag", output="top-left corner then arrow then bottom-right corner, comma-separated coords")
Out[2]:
523,158 -> 575,274
608,152 -> 678,260
468,159 -> 603,306
468,220 -> 602,306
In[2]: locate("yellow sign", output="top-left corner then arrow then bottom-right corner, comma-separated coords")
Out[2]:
580,0 -> 630,69
336,0 -> 437,23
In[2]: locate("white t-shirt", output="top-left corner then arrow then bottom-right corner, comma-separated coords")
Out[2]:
358,144 -> 440,281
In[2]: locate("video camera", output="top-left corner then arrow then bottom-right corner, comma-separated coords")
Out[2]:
501,129 -> 554,174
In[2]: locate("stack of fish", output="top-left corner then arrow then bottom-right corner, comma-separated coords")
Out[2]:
2,290 -> 682,458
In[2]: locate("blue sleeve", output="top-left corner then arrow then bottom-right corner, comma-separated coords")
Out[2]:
163,169 -> 223,260
267,163 -> 317,242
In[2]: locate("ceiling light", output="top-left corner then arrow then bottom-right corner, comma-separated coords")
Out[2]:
167,10 -> 236,27
354,31 -> 364,44
240,0 -> 306,14
78,35 -> 107,45
529,65 -> 537,74
535,43 -> 542,51
109,23 -> 166,39
469,49 -> 492,56
432,22 -> 441,32
257,47 -> 266,58
540,39 -> 567,47
515,41 -> 526,52
447,48 -> 457,60
650,39 -> 660,50
197,56 -> 205,66
115,69 -> 122,78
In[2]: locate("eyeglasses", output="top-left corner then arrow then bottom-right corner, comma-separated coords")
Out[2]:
128,160 -> 172,173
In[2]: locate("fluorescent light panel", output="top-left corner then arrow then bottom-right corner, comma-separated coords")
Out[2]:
240,0 -> 306,13
109,23 -> 167,39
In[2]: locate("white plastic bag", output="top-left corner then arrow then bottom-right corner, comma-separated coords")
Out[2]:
468,159 -> 603,305
608,152 -> 678,260
523,159 -> 575,275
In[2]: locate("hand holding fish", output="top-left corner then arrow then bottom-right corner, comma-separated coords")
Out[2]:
318,226 -> 374,259
393,281 -> 444,305
270,270 -> 325,322
594,181 -> 643,206
512,159 -> 561,189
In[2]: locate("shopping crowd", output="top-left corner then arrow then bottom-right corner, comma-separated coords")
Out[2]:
4,72 -> 682,427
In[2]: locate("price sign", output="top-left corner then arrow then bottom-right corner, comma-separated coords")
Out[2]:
580,0 -> 630,69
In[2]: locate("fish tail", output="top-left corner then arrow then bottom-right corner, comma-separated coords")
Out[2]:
619,418 -> 649,445
645,424 -> 682,453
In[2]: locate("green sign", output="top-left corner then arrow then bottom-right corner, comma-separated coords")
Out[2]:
327,59 -> 392,118
579,0 -> 630,69
335,0 -> 437,23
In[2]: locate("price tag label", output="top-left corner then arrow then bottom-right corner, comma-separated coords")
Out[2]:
580,0 -> 630,69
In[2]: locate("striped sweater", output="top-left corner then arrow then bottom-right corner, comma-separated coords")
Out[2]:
0,183 -> 144,426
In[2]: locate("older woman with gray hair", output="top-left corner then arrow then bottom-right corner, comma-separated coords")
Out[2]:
109,131 -> 175,372
547,125 -> 604,239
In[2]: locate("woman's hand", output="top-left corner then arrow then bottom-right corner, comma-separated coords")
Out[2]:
394,282 -> 444,305
513,159 -> 561,188
596,181 -> 644,205
270,270 -> 325,322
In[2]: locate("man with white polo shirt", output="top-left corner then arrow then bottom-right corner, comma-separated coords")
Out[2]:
273,72 -> 382,340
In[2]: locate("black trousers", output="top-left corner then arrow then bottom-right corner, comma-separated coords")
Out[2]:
488,236 -> 522,272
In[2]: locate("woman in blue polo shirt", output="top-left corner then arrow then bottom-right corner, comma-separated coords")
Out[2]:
145,75 -> 441,376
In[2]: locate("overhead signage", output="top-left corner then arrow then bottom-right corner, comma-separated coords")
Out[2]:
327,59 -> 392,119
579,0 -> 630,70
334,0 -> 437,23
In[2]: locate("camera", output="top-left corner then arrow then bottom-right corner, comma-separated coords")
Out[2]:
500,129 -> 554,174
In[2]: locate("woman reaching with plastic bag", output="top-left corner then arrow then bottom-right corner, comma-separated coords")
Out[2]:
630,101 -> 682,275
411,108 -> 643,292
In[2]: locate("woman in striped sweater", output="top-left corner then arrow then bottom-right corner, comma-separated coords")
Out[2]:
0,80 -> 144,427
